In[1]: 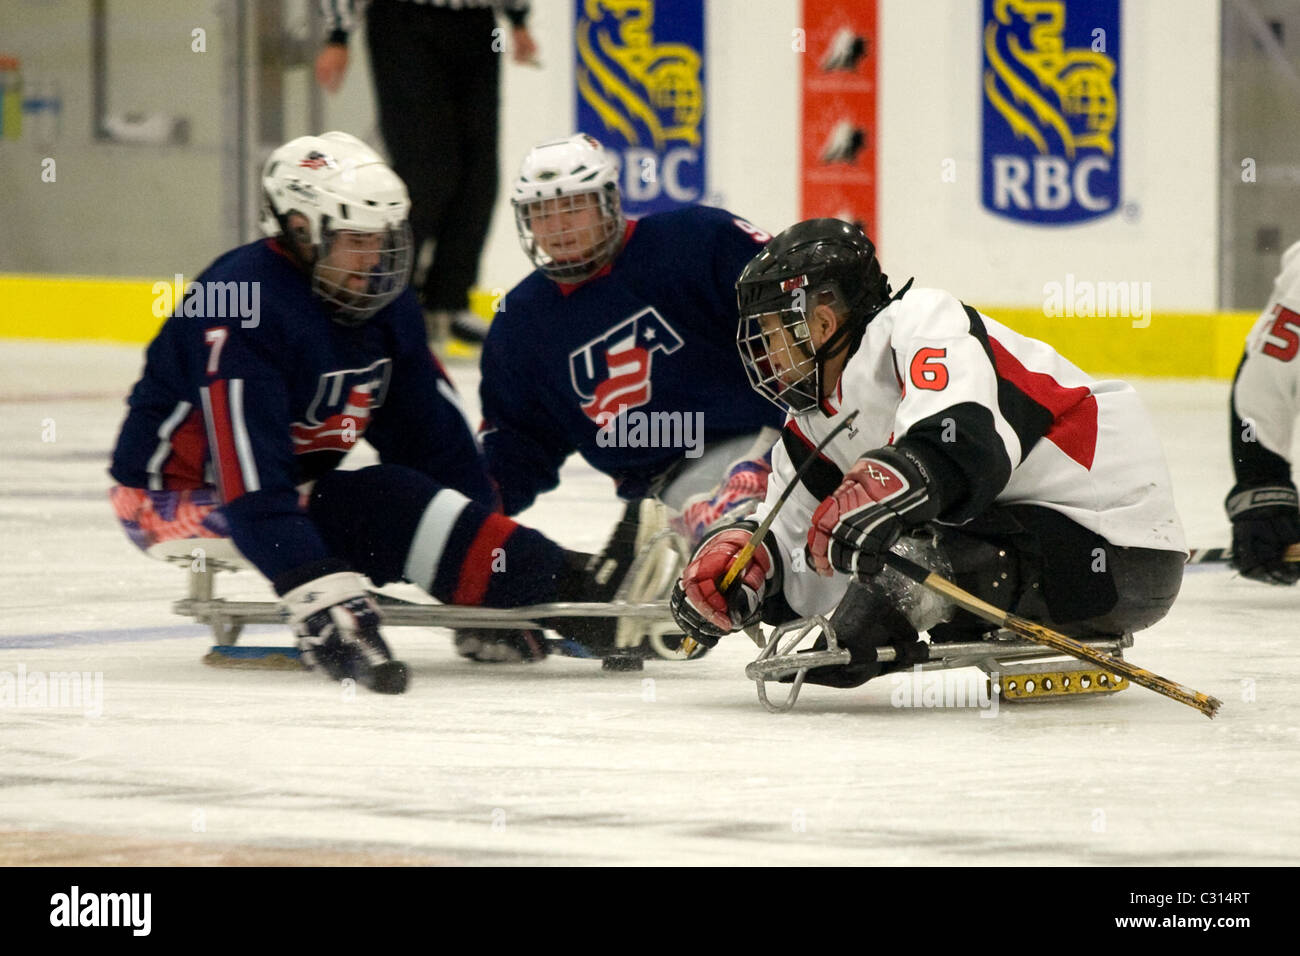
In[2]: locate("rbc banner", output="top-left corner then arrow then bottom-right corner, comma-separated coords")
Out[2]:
981,0 -> 1120,225
800,0 -> 878,239
575,0 -> 705,217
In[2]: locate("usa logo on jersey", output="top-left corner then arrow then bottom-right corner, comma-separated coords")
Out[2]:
569,307 -> 684,424
291,358 -> 392,454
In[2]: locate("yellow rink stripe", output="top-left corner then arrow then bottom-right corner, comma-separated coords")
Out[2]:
0,274 -> 174,343
0,274 -> 1259,379
984,307 -> 1259,380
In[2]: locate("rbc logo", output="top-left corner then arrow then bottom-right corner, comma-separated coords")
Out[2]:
621,147 -> 701,205
570,307 -> 684,424
574,1 -> 706,216
981,0 -> 1120,224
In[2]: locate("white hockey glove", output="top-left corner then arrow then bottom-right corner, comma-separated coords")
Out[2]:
282,572 -> 408,693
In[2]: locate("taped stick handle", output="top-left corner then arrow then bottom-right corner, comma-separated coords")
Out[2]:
717,410 -> 861,594
719,540 -> 757,593
1185,542 -> 1300,564
881,551 -> 1222,719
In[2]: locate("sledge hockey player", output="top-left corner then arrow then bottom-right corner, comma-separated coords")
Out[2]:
482,133 -> 785,538
670,218 -> 1187,689
1226,239 -> 1300,585
109,132 -> 673,692
465,133 -> 786,660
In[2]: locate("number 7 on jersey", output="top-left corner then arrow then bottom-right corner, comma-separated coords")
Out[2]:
204,327 -> 228,375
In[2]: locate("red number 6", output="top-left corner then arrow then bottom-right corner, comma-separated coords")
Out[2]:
909,347 -> 949,390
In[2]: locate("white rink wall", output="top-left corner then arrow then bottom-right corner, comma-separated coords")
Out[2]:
339,0 -> 1218,309
875,0 -> 1219,310
0,0 -> 1222,314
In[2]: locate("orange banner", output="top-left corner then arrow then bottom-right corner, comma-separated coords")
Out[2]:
800,0 -> 878,241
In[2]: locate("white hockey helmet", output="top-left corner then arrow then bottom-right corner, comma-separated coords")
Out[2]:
511,133 -> 625,282
260,131 -> 413,324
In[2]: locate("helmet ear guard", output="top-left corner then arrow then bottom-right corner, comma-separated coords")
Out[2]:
737,288 -> 842,414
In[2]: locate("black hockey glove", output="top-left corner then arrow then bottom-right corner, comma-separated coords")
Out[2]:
781,581 -> 928,689
282,572 -> 409,693
807,446 -> 940,579
670,522 -> 775,647
1226,482 -> 1300,585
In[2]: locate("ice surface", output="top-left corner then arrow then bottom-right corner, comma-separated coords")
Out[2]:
1,341 -> 1297,865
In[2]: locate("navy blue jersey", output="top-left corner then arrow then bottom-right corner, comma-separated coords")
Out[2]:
480,205 -> 785,514
110,238 -> 495,583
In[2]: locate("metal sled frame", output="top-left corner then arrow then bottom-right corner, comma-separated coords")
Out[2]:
744,615 -> 1134,713
160,527 -> 688,650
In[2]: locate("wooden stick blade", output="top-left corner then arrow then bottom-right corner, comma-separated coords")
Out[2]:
882,551 -> 1221,719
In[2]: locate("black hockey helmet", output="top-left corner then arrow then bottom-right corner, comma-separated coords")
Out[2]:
736,218 -> 898,413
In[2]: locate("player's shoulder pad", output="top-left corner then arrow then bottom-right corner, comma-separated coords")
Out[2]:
482,273 -> 560,359
179,240 -> 301,344
638,203 -> 741,238
1279,239 -> 1300,279
372,287 -> 428,348
883,286 -> 972,344
493,270 -> 557,330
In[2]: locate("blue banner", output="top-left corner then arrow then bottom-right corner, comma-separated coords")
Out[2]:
981,0 -> 1120,225
575,0 -> 706,217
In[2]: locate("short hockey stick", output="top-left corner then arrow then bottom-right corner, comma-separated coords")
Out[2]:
881,551 -> 1222,719
679,410 -> 861,656
1185,542 -> 1300,564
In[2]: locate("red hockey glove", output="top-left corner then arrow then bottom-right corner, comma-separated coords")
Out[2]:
808,447 -> 939,578
670,522 -> 775,646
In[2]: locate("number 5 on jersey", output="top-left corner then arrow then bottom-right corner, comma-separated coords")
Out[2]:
1262,305 -> 1300,362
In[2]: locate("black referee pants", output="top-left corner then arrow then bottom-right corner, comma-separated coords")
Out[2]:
366,1 -> 501,312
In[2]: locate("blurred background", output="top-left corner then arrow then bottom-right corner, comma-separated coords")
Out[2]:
1,0 -> 1298,375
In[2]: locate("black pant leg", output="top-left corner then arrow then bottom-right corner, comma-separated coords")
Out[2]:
928,504 -> 1183,640
422,8 -> 501,311
365,1 -> 462,298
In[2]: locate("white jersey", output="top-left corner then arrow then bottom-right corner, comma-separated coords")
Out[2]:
1230,240 -> 1300,487
754,287 -> 1187,618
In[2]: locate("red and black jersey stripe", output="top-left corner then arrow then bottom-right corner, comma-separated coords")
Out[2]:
781,419 -> 844,502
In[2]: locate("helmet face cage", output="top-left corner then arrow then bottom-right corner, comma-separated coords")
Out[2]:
738,300 -> 824,415
735,218 -> 895,414
513,186 -> 623,282
310,219 -> 413,326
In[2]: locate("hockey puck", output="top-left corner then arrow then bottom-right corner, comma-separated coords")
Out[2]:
601,655 -> 644,672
